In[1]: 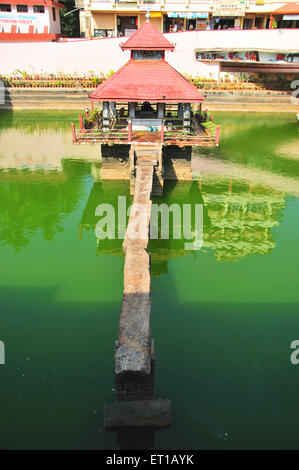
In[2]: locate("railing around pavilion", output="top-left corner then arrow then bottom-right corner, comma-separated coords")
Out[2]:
72,113 -> 129,143
75,129 -> 129,143
162,116 -> 220,146
72,106 -> 220,146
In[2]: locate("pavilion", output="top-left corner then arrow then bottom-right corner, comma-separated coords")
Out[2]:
74,17 -> 219,148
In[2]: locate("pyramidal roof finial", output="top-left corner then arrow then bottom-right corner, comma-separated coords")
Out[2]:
145,10 -> 151,22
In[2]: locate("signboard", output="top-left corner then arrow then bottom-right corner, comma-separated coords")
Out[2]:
168,12 -> 209,19
0,13 -> 39,25
283,14 -> 299,21
212,0 -> 246,17
139,4 -> 161,11
0,12 -> 48,33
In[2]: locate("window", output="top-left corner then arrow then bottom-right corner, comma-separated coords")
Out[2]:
17,4 -> 28,12
52,6 -> 56,21
133,50 -> 163,60
0,4 -> 11,11
33,5 -> 45,13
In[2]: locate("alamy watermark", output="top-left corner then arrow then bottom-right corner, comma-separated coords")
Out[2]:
290,80 -> 299,105
290,340 -> 299,365
0,80 -> 5,105
0,340 -> 5,365
95,196 -> 203,250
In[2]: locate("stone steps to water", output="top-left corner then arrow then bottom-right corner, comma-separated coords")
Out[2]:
129,144 -> 163,197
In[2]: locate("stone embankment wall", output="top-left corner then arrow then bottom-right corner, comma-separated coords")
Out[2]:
1,88 -> 297,112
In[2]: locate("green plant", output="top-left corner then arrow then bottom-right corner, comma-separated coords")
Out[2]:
202,121 -> 216,134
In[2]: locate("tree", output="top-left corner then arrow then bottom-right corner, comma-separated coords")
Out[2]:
59,0 -> 80,38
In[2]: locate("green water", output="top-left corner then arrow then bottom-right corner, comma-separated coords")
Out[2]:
0,110 -> 299,449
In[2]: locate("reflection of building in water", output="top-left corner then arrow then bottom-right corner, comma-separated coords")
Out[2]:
0,129 -> 100,172
0,160 -> 90,250
80,177 -> 286,270
0,154 -> 63,172
200,178 -> 286,262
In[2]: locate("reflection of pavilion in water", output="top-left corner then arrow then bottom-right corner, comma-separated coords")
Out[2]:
79,177 -> 286,270
199,178 -> 285,262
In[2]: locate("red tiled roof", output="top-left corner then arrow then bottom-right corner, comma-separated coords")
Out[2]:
89,59 -> 204,103
273,2 -> 299,14
121,20 -> 175,51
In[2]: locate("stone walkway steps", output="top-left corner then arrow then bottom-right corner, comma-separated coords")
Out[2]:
129,144 -> 164,197
115,158 -> 157,401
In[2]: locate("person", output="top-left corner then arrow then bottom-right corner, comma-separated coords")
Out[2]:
203,107 -> 209,122
189,23 -> 194,31
172,23 -> 178,32
141,101 -> 153,113
169,25 -> 173,33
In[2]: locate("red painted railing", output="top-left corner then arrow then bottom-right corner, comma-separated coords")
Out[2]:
71,123 -> 77,143
79,115 -> 84,131
75,128 -> 129,143
216,126 -> 221,146
164,130 -> 218,145
128,120 -> 132,143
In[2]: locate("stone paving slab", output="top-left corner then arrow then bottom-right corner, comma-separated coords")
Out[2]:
104,399 -> 171,428
115,158 -> 156,378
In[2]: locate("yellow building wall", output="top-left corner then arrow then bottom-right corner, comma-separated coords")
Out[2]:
92,13 -> 115,30
139,13 -> 162,32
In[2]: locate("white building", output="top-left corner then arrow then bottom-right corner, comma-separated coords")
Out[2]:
0,0 -> 63,41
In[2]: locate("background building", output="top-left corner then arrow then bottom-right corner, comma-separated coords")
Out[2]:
0,0 -> 63,41
75,0 -> 299,38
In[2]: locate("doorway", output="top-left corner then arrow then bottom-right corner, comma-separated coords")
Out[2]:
117,16 -> 138,37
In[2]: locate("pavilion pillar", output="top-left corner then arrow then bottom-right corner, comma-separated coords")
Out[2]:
110,101 -> 116,119
183,103 -> 191,133
103,101 -> 110,131
178,103 -> 184,119
157,103 -> 165,119
128,102 -> 137,119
